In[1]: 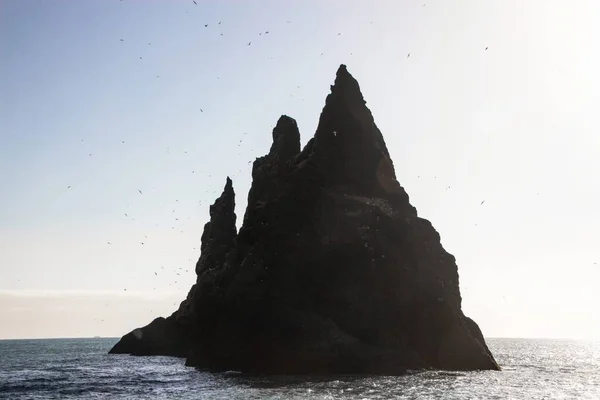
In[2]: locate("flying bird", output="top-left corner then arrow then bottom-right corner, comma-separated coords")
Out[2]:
204,24 -> 208,28
67,186 -> 71,190
120,38 -> 124,42
193,0 -> 197,4
481,200 -> 485,205
138,189 -> 143,195
247,41 -> 252,46
200,108 -> 203,112
407,53 -> 410,58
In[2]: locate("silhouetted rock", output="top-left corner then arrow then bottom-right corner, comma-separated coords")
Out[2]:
195,177 -> 237,276
109,64 -> 500,374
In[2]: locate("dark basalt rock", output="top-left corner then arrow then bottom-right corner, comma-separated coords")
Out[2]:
109,65 -> 500,374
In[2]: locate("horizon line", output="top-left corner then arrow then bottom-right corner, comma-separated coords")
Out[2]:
1,336 -> 598,342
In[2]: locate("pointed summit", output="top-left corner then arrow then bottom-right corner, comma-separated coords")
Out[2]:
336,63 -> 349,75
326,64 -> 390,158
208,177 -> 235,220
307,65 -> 400,201
330,64 -> 366,106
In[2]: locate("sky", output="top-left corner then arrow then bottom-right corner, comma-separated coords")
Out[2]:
1,0 -> 599,340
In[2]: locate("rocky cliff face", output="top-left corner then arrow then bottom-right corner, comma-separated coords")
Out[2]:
109,65 -> 500,374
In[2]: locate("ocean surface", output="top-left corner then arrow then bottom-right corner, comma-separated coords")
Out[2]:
0,338 -> 598,399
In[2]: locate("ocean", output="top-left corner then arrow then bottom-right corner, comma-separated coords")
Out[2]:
0,338 -> 598,399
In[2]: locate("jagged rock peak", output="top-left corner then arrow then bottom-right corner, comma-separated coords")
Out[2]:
331,64 -> 366,104
209,177 -> 235,219
311,65 -> 391,157
243,117 -> 300,227
196,177 -> 237,275
308,64 -> 397,196
324,64 -> 391,159
267,115 -> 301,162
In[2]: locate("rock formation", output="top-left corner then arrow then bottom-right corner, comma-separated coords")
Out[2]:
109,64 -> 500,374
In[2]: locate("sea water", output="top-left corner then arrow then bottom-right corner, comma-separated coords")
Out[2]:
0,337 -> 598,399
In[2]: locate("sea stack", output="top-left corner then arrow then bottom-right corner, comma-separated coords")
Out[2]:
110,65 -> 500,374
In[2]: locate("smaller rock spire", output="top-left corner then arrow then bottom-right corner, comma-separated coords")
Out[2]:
269,115 -> 301,162
195,177 -> 237,275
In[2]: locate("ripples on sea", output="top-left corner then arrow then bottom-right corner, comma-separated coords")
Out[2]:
0,337 -> 598,399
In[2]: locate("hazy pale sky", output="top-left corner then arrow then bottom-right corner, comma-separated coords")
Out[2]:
1,0 -> 599,340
